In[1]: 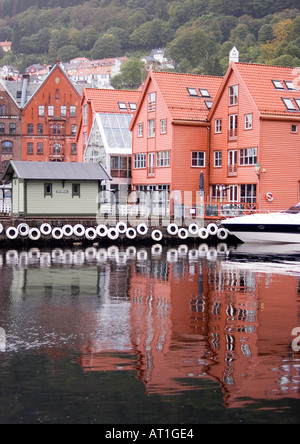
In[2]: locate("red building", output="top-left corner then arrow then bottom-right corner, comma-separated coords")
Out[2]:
22,62 -> 81,162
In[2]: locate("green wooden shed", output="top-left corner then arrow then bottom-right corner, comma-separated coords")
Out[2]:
2,161 -> 111,217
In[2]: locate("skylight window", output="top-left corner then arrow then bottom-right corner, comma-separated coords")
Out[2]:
200,89 -> 210,97
205,100 -> 213,110
282,98 -> 296,111
272,80 -> 284,90
188,88 -> 199,97
295,99 -> 300,110
285,81 -> 296,91
118,102 -> 127,110
129,103 -> 136,110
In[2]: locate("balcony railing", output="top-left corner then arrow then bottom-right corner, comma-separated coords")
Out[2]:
227,164 -> 238,177
110,169 -> 131,179
228,128 -> 238,140
147,166 -> 155,177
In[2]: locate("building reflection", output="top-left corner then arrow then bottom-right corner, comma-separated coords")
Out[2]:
1,245 -> 299,407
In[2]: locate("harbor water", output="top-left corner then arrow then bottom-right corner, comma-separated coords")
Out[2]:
0,243 -> 299,424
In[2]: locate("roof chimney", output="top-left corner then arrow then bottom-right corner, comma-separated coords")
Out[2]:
229,46 -> 239,64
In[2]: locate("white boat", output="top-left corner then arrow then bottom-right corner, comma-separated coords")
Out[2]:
221,203 -> 300,244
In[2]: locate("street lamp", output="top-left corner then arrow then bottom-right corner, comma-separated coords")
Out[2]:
254,162 -> 261,179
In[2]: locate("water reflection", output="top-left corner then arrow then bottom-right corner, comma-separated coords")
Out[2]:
0,244 -> 299,412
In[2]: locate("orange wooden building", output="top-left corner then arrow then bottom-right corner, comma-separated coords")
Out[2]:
209,62 -> 300,212
129,71 -> 223,214
22,62 -> 81,162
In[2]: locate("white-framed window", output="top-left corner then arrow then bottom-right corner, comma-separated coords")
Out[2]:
138,123 -> 143,137
229,85 -> 238,105
148,119 -> 155,138
191,151 -> 205,167
148,92 -> 156,112
118,102 -> 127,110
61,106 -> 67,117
134,153 -> 146,169
215,119 -> 222,133
240,184 -> 257,203
229,114 -> 238,139
157,150 -> 170,167
38,105 -> 45,116
48,106 -> 54,117
245,114 -> 253,130
239,147 -> 257,165
70,106 -> 76,117
214,151 -> 222,167
83,105 -> 88,126
161,119 -> 167,134
129,102 -> 136,111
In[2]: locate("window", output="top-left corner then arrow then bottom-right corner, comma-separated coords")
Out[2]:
200,89 -> 210,97
285,81 -> 296,91
157,151 -> 170,167
61,106 -> 67,117
295,99 -> 300,110
239,147 -> 257,165
148,92 -> 156,111
129,103 -> 136,111
72,184 -> 80,197
53,143 -> 61,155
37,124 -> 43,135
241,184 -> 257,203
161,119 -> 167,134
70,106 -> 76,117
9,123 -> 16,134
0,105 -> 6,116
211,184 -> 227,202
187,88 -> 198,97
71,143 -> 77,155
245,114 -> 253,130
272,80 -> 284,89
214,151 -> 222,167
291,125 -> 298,134
191,151 -> 205,167
282,98 -> 296,111
83,105 -> 87,125
229,114 -> 238,139
148,119 -> 155,138
44,183 -> 52,197
38,106 -> 45,116
134,153 -> 146,169
55,89 -> 59,100
119,102 -> 127,110
48,106 -> 54,117
215,119 -> 222,133
27,124 -> 34,135
229,85 -> 238,105
2,141 -> 12,153
0,123 -> 4,134
71,124 -> 77,135
205,100 -> 213,109
138,123 -> 143,137
37,143 -> 43,154
27,142 -> 33,154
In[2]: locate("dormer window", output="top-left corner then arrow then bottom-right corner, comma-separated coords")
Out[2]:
272,80 -> 284,90
282,98 -> 296,111
187,88 -> 198,97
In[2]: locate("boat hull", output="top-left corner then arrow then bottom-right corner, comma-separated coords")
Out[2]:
223,227 -> 300,244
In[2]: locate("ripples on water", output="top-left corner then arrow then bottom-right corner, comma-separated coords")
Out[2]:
0,243 -> 299,424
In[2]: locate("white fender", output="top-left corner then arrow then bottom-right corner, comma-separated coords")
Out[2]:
126,227 -> 137,240
85,227 -> 97,240
40,223 -> 52,236
116,222 -> 127,234
178,228 -> 189,240
18,223 -> 30,237
108,227 -> 119,240
199,227 -> 209,240
151,244 -> 162,256
6,227 -> 18,240
96,225 -> 108,237
62,224 -> 74,237
188,223 -> 199,236
207,223 -> 218,236
167,249 -> 178,262
137,223 -> 148,236
167,223 -> 179,236
151,229 -> 163,242
217,227 -> 229,240
52,227 -> 63,240
28,228 -> 41,241
0,223 -> 3,234
74,224 -> 85,237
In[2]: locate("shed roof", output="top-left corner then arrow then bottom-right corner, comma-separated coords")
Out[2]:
2,161 -> 111,182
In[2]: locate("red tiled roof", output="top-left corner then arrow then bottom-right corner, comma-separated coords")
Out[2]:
84,88 -> 141,113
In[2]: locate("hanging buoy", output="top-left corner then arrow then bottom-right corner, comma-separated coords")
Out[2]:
188,223 -> 199,236
6,227 -> 18,240
52,227 -> 63,240
74,224 -> 85,237
137,223 -> 148,236
217,227 -> 229,240
199,227 -> 209,240
62,225 -> 74,237
178,228 -> 189,240
108,227 -> 119,240
96,225 -> 108,237
40,223 -> 52,236
17,223 -> 30,237
28,228 -> 41,241
126,227 -> 137,240
151,229 -> 163,242
116,222 -> 127,234
207,223 -> 218,236
85,227 -> 97,240
167,223 -> 179,236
